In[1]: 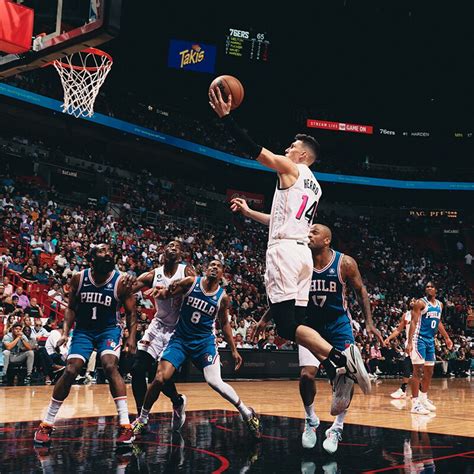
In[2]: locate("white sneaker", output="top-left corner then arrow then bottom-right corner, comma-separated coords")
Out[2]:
420,397 -> 436,411
301,417 -> 319,449
171,394 -> 187,431
331,373 -> 354,416
343,344 -> 371,394
323,428 -> 342,454
411,401 -> 430,415
390,388 -> 407,399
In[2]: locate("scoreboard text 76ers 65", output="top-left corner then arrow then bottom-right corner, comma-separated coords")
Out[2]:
225,28 -> 270,62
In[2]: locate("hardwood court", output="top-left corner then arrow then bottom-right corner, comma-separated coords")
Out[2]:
1,378 -> 473,437
1,379 -> 473,473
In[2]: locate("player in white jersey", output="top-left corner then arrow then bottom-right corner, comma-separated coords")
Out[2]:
210,88 -> 372,398
130,240 -> 196,432
384,300 -> 415,399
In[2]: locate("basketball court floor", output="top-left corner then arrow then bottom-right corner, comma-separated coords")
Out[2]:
1,379 -> 473,472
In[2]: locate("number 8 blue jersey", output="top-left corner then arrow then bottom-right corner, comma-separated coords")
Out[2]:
174,277 -> 225,340
415,297 -> 442,340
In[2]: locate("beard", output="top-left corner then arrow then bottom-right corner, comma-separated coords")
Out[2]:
93,256 -> 115,274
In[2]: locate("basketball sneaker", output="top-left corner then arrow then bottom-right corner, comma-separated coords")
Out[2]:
323,427 -> 342,454
331,373 -> 354,415
131,418 -> 149,436
410,400 -> 430,415
302,417 -> 319,449
342,344 -> 371,394
420,397 -> 436,411
34,422 -> 54,444
171,394 -> 187,431
390,388 -> 407,399
244,408 -> 262,439
116,424 -> 135,445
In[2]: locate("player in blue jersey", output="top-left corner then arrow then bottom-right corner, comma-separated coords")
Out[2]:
407,282 -> 452,415
132,260 -> 262,439
253,224 -> 382,452
34,244 -> 137,445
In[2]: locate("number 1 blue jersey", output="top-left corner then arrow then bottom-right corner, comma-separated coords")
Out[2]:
306,250 -> 349,324
174,277 -> 225,340
415,297 -> 442,340
75,269 -> 122,331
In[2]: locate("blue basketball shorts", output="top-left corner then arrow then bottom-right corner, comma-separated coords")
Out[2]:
161,335 -> 218,371
411,336 -> 435,365
299,314 -> 354,367
68,326 -> 122,362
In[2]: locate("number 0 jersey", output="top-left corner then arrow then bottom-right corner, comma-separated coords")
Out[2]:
174,277 -> 225,340
75,268 -> 122,330
414,297 -> 442,340
268,164 -> 321,245
306,250 -> 349,324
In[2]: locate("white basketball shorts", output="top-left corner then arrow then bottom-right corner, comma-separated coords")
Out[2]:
137,318 -> 175,361
298,344 -> 321,368
264,240 -> 312,306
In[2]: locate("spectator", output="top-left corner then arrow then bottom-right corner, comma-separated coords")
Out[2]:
263,335 -> 278,350
235,319 -> 247,339
31,318 -> 50,339
43,235 -> 56,254
20,266 -> 35,282
1,276 -> 14,300
12,286 -> 30,310
25,297 -> 44,319
54,250 -> 68,268
2,322 -> 34,384
465,253 -> 473,266
47,282 -> 64,318
8,257 -> 24,273
34,266 -> 49,285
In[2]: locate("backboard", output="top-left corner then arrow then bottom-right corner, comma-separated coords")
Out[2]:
0,0 -> 121,80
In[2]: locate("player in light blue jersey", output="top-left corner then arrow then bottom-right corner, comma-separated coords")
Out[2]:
133,260 -> 261,439
34,244 -> 137,445
407,281 -> 453,414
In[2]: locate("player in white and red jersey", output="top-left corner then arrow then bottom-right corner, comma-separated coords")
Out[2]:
130,240 -> 195,432
209,87 -> 374,402
384,300 -> 415,399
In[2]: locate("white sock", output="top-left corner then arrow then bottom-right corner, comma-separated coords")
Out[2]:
114,396 -> 130,425
43,398 -> 63,425
331,410 -> 347,431
412,396 -> 419,404
304,404 -> 319,425
236,400 -> 253,420
139,407 -> 150,423
419,391 -> 427,400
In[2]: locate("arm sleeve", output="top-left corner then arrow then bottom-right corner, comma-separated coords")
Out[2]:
221,115 -> 262,159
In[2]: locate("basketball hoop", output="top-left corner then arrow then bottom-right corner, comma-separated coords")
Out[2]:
52,48 -> 113,118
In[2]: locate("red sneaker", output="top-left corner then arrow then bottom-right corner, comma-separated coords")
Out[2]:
34,422 -> 54,444
117,424 -> 135,445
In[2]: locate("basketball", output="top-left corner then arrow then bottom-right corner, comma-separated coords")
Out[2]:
209,75 -> 245,110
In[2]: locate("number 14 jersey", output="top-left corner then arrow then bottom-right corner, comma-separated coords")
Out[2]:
268,164 -> 322,245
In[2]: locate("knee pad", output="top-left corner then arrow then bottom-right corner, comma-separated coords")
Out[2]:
270,300 -> 299,341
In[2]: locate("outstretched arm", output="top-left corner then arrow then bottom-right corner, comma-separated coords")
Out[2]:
209,87 -> 298,176
342,255 -> 383,344
155,276 -> 195,300
131,269 -> 155,293
218,295 -> 242,370
438,320 -> 453,350
118,278 -> 137,354
230,198 -> 270,226
57,273 -> 80,347
384,315 -> 406,347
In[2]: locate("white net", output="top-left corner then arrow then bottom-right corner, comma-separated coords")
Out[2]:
53,48 -> 113,118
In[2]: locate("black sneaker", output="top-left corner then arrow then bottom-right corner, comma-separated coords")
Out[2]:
24,376 -> 32,386
245,408 -> 262,440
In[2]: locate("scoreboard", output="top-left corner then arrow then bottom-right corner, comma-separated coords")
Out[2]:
225,28 -> 270,62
